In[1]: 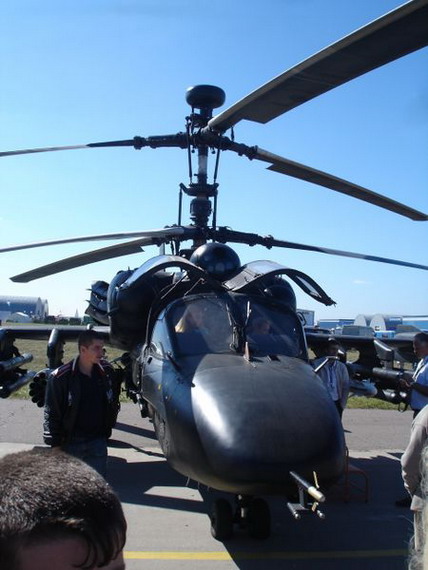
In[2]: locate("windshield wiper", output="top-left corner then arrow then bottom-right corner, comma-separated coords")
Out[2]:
226,302 -> 245,354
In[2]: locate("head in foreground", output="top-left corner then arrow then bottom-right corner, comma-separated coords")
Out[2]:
0,448 -> 127,570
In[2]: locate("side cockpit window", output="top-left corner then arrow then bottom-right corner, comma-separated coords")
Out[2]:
150,314 -> 173,358
246,307 -> 304,358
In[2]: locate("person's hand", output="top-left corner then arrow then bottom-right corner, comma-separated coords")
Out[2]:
399,377 -> 413,389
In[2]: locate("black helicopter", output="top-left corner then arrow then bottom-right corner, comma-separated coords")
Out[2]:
1,0 -> 428,540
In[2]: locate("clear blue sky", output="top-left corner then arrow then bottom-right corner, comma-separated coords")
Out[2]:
1,0 -> 427,321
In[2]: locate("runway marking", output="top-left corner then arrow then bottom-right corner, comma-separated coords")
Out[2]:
124,549 -> 407,560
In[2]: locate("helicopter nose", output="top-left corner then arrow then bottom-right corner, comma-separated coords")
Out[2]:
191,358 -> 345,493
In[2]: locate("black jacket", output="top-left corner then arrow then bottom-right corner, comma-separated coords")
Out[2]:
43,357 -> 121,447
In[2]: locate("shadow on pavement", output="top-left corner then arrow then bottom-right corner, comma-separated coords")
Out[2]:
109,445 -> 413,570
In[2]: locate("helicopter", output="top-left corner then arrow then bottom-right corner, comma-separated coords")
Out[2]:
0,0 -> 428,540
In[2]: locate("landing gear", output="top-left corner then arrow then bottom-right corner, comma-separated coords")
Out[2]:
247,497 -> 271,539
152,411 -> 170,456
210,498 -> 234,540
210,495 -> 271,541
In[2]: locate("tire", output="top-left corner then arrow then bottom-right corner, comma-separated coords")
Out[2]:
153,412 -> 170,457
210,498 -> 234,541
247,498 -> 271,539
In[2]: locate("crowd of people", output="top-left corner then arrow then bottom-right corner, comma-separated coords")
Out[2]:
312,332 -> 428,567
1,330 -> 126,569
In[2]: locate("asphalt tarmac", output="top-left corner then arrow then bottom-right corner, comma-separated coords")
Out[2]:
0,400 -> 415,569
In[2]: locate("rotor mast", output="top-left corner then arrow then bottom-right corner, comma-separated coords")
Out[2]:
183,85 -> 225,230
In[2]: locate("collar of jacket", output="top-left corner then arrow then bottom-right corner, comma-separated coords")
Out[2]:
71,357 -> 106,376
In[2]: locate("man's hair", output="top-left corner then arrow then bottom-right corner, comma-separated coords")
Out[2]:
78,329 -> 104,349
414,332 -> 428,345
0,448 -> 126,569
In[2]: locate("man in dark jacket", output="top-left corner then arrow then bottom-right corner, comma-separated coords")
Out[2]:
44,330 -> 121,477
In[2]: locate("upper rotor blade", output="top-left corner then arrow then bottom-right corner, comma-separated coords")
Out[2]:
10,238 -> 151,283
0,139 -> 137,157
220,229 -> 428,271
254,148 -> 428,221
209,0 -> 428,131
0,227 -> 187,254
0,135 -> 188,158
0,144 -> 94,157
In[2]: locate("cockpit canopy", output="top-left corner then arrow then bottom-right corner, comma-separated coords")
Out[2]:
151,293 -> 307,359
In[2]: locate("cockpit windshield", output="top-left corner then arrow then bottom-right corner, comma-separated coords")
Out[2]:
167,294 -> 305,358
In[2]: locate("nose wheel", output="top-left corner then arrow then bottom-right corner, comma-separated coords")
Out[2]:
210,495 -> 271,541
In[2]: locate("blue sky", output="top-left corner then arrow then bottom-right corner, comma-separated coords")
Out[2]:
0,0 -> 427,321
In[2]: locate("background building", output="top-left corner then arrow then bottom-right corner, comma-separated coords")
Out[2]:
316,313 -> 428,336
0,296 -> 49,323
316,318 -> 354,332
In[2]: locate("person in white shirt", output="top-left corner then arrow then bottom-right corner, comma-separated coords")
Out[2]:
397,333 -> 428,509
400,332 -> 428,418
313,338 -> 350,419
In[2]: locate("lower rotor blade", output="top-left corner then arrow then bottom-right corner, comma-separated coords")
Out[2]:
10,227 -> 200,282
11,238 -> 150,282
254,148 -> 428,222
269,240 -> 428,271
221,229 -> 428,271
0,227 -> 186,254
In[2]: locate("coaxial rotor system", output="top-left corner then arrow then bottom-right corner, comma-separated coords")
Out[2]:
0,0 -> 427,283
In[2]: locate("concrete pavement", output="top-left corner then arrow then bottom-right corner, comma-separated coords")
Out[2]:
0,400 -> 415,569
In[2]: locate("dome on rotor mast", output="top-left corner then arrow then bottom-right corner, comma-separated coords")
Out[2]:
190,243 -> 241,281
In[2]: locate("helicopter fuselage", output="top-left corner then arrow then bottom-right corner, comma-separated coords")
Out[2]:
139,291 -> 346,496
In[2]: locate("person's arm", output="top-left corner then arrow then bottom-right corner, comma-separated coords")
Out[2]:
339,363 -> 350,408
43,374 -> 66,447
401,366 -> 428,394
409,382 -> 428,397
401,419 -> 428,495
